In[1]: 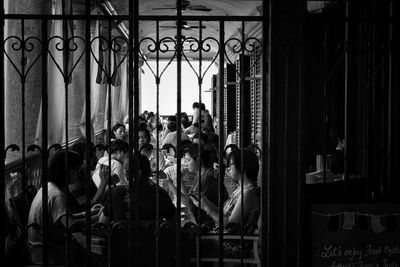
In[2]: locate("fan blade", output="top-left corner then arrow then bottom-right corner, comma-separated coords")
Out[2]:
152,6 -> 176,10
188,5 -> 212,11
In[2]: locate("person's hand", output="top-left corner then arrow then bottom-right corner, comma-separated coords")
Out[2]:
99,164 -> 110,185
91,204 -> 103,215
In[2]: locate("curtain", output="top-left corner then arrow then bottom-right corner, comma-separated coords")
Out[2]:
35,0 -> 73,146
79,20 -> 105,141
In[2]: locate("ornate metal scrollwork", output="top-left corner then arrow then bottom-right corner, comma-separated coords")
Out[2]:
138,36 -> 177,83
47,35 -> 86,82
3,36 -> 43,83
224,36 -> 262,78
4,144 -> 21,159
90,35 -> 129,85
181,36 -> 220,85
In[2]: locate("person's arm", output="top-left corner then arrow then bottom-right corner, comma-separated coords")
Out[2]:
162,177 -> 192,207
225,190 -> 258,226
91,165 -> 111,205
193,194 -> 228,225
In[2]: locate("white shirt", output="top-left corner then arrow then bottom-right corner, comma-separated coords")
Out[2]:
92,156 -> 126,188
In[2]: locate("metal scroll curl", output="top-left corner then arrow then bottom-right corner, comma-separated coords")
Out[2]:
225,37 -> 263,78
181,36 -> 220,85
47,35 -> 86,82
3,36 -> 43,83
139,36 -> 177,83
90,35 -> 129,85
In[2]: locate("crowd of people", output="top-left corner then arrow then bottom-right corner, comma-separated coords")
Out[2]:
26,102 -> 262,266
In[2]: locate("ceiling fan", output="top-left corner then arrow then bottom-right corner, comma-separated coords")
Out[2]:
159,21 -> 207,31
152,0 -> 212,12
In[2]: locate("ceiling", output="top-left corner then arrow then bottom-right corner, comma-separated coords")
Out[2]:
74,1 -> 332,60
92,0 -> 263,60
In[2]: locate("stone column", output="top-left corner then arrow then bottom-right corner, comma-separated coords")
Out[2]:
5,0 -> 51,161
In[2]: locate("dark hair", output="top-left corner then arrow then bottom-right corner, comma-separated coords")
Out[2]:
208,133 -> 219,148
48,150 -> 83,187
200,143 -> 218,168
192,102 -> 199,109
70,138 -> 95,159
109,139 -> 129,154
162,143 -> 176,156
192,132 -> 209,144
227,149 -> 259,182
199,103 -> 205,110
135,154 -> 152,187
224,144 -> 239,159
139,121 -> 148,131
111,123 -> 125,139
246,144 -> 262,157
183,143 -> 216,168
167,121 -> 177,132
183,143 -> 200,160
139,128 -> 151,140
180,139 -> 193,156
148,111 -> 155,118
167,115 -> 176,122
181,114 -> 190,129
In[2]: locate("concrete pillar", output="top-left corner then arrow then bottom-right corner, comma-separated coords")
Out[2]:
5,0 -> 51,161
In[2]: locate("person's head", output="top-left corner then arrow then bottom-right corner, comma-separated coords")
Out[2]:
167,121 -> 177,132
199,103 -> 206,110
192,132 -> 209,146
110,139 -> 129,163
70,139 -> 97,171
183,143 -> 217,174
48,149 -> 83,188
112,123 -> 126,140
179,139 -> 193,156
162,143 -> 176,158
167,115 -> 176,122
125,154 -> 152,187
138,128 -> 151,148
139,143 -> 153,158
226,149 -> 259,184
208,132 -> 219,148
246,143 -> 262,160
181,114 -> 190,129
192,102 -> 199,110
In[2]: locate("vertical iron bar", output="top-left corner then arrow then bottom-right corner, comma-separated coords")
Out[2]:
128,0 -> 135,266
176,1 -> 183,266
322,10 -> 328,184
218,20 -> 225,267
265,1 -> 272,266
61,1 -> 71,263
155,19 -> 160,267
133,0 -> 140,266
239,21 -> 245,265
344,0 -> 349,182
21,19 -> 26,196
85,1 -> 92,265
0,0 -> 5,263
41,18 -> 49,267
282,46 -> 289,267
106,18 -> 112,266
297,4 -> 305,265
387,0 -> 392,197
262,2 -> 270,267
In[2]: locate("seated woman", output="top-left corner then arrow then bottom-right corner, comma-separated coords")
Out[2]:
192,149 -> 261,258
163,143 -> 228,224
111,123 -> 126,141
99,154 -> 176,224
27,150 -> 105,265
198,148 -> 260,228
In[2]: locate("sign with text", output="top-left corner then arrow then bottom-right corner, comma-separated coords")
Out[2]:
312,204 -> 400,267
